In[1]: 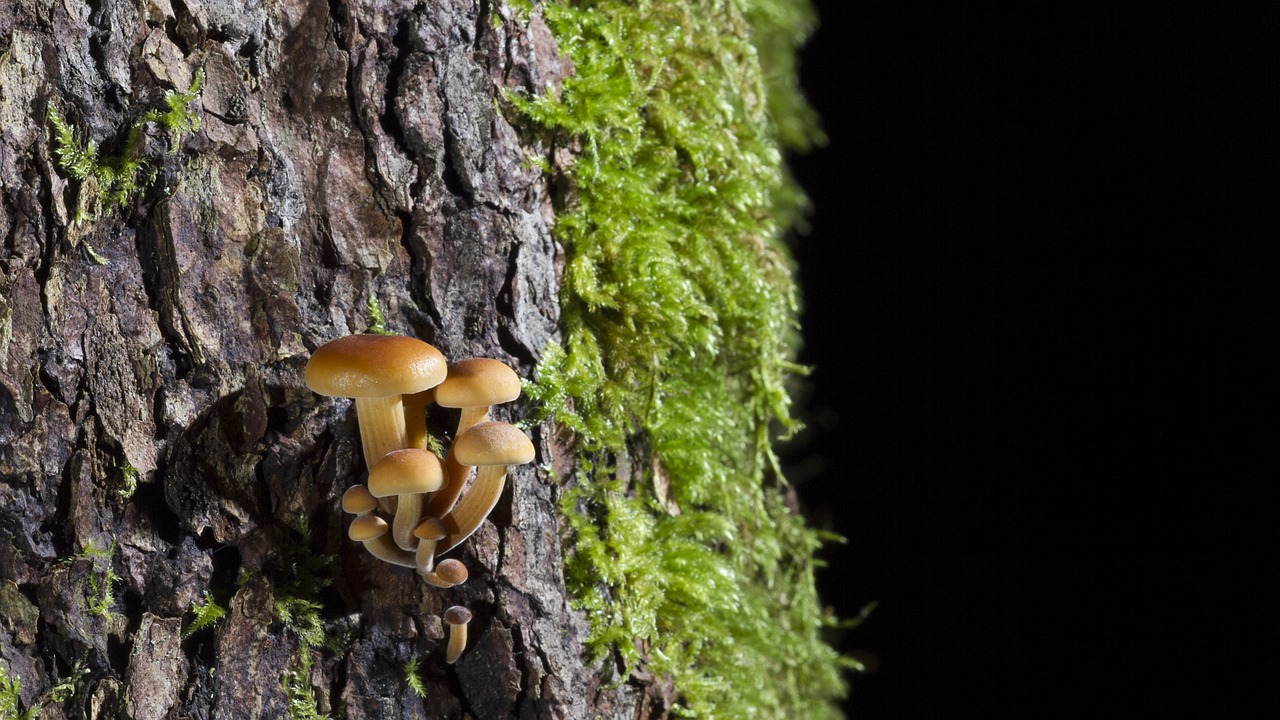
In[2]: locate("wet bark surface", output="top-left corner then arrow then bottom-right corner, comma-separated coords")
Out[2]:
0,0 -> 640,717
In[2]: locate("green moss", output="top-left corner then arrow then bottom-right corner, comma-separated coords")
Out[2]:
115,462 -> 139,500
269,522 -> 345,720
364,297 -> 392,335
48,69 -> 203,230
183,591 -> 228,640
76,540 -> 120,620
514,0 -> 846,716
0,663 -> 37,720
402,658 -> 427,699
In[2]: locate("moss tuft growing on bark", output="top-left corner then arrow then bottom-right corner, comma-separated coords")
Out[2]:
47,69 -> 203,228
516,0 -> 848,716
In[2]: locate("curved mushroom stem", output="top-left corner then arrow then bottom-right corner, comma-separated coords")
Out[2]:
425,451 -> 472,519
415,538 -> 438,575
348,514 -> 417,568
354,395 -> 408,470
423,406 -> 490,518
412,517 -> 446,576
361,534 -> 417,568
438,465 -> 507,554
392,493 -> 425,551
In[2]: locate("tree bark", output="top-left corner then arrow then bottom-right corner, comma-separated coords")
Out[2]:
0,0 -> 633,717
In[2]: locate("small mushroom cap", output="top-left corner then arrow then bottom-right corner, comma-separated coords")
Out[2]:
413,517 -> 447,541
443,605 -> 472,625
434,358 -> 522,408
434,559 -> 469,585
451,421 -> 535,467
349,514 -> 390,541
306,334 -> 446,398
368,448 -> 445,497
341,485 -> 379,515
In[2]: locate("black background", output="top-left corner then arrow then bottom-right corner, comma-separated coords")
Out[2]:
787,3 -> 1274,716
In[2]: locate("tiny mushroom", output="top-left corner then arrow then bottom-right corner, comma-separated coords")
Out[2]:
347,513 -> 416,568
305,334 -> 446,470
412,516 -> 446,575
427,359 -> 522,518
368,448 -> 445,551
437,421 -> 535,554
424,558 -> 468,589
443,605 -> 473,664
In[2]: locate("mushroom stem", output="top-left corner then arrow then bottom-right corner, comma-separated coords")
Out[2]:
446,624 -> 467,664
348,514 -> 417,568
425,451 -> 472,519
413,517 -> 446,576
457,406 -> 490,437
415,538 -> 438,575
403,389 -> 434,451
438,465 -> 507,554
392,493 -> 425,551
362,534 -> 418,568
443,606 -> 472,664
424,406 -> 491,518
354,395 -> 408,470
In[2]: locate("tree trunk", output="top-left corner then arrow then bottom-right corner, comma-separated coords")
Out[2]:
1,0 -> 628,717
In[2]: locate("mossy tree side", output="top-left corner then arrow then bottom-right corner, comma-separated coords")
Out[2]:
0,0 -> 842,718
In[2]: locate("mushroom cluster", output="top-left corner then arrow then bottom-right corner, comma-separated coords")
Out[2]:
307,334 -> 534,663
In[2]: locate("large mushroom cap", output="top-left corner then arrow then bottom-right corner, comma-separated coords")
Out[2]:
452,421 -> 535,467
435,358 -> 521,408
306,334 -> 446,398
368,448 -> 444,497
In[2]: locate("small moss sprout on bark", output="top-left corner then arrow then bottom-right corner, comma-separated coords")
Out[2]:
47,69 -> 204,229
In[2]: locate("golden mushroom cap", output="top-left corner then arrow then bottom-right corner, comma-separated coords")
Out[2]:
341,485 -> 379,514
434,358 -> 521,408
348,514 -> 390,542
413,517 -> 447,541
368,448 -> 445,497
306,334 -> 446,398
451,421 -> 535,467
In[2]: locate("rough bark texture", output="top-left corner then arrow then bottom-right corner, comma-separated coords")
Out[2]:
0,0 -> 632,717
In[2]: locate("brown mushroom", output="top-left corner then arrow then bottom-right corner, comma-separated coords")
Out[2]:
368,448 -> 444,551
347,513 -> 416,568
427,359 -> 522,518
412,516 -> 446,575
423,558 -> 469,588
305,334 -> 446,470
443,605 -> 472,664
438,421 -> 534,554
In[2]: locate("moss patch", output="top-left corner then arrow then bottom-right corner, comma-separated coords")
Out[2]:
514,0 -> 847,716
48,69 -> 203,229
